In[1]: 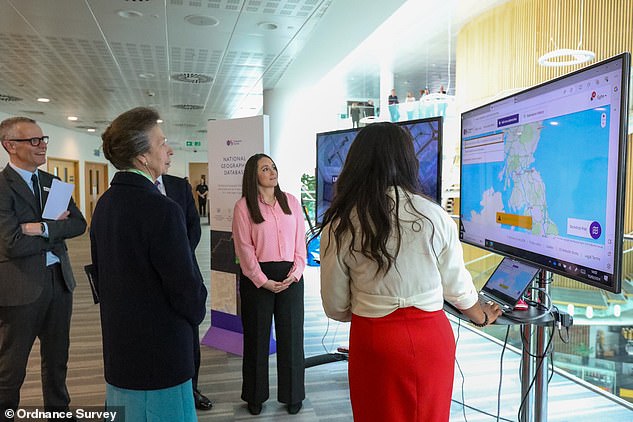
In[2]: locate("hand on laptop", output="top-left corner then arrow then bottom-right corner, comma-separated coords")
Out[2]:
461,300 -> 502,327
482,301 -> 503,325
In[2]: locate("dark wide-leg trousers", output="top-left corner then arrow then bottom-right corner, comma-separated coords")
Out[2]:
239,261 -> 305,405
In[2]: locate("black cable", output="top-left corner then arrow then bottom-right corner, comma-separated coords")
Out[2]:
450,398 -> 515,422
497,326 -> 510,421
548,346 -> 555,384
516,324 -> 555,421
505,287 -> 553,325
519,324 -> 554,360
454,319 -> 468,422
320,317 -> 330,352
558,326 -> 570,343
451,319 -> 514,422
538,272 -> 554,284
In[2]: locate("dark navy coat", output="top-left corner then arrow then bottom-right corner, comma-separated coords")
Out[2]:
90,171 -> 207,390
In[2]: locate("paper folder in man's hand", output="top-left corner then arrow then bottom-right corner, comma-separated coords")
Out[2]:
42,179 -> 74,219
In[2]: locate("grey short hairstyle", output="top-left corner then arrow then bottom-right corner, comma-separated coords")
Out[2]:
0,116 -> 37,141
102,107 -> 161,170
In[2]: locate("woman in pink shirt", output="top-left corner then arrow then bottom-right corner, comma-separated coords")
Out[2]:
232,153 -> 306,416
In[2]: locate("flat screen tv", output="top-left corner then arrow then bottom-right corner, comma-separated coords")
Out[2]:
316,117 -> 443,224
459,53 -> 630,293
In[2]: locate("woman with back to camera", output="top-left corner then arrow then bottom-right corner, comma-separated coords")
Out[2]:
319,122 -> 501,422
90,107 -> 207,421
232,153 -> 306,416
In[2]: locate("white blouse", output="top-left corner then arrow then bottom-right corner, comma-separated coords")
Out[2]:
320,187 -> 479,321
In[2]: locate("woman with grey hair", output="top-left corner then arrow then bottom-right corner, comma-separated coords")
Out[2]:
90,107 -> 207,421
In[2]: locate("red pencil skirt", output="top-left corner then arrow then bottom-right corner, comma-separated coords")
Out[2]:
348,307 -> 456,422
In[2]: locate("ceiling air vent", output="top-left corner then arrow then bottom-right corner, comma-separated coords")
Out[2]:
20,110 -> 45,115
173,104 -> 203,110
0,94 -> 22,102
197,129 -> 208,133
172,73 -> 212,84
173,123 -> 197,127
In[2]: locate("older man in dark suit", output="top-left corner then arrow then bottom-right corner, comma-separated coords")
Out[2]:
156,172 -> 213,411
0,117 -> 87,420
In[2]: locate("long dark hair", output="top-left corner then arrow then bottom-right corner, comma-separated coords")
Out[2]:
242,153 -> 291,224
321,122 -> 425,274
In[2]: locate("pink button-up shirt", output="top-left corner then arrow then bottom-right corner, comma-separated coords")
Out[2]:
232,192 -> 307,287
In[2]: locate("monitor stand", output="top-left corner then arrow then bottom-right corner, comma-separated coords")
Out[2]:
443,268 -> 567,422
521,268 -> 551,422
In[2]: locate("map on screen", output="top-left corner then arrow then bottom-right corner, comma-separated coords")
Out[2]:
482,258 -> 539,305
459,53 -> 629,292
316,117 -> 442,223
462,108 -> 609,246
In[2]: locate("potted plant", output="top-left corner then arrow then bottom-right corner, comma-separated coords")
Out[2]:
574,343 -> 594,365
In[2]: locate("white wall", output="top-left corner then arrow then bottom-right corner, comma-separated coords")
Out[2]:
0,111 -> 206,215
0,111 -> 110,215
263,82 -> 349,197
169,148 -> 208,178
265,0 -> 406,196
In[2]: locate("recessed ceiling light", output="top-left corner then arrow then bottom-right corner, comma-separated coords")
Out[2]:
156,119 -> 163,124
37,97 -> 50,103
117,10 -> 143,19
67,116 -> 78,121
139,73 -> 155,79
185,14 -> 219,27
87,128 -> 96,133
257,21 -> 278,31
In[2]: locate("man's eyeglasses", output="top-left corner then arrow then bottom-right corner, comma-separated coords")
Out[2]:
7,136 -> 49,146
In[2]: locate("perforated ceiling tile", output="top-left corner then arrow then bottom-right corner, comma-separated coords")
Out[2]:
0,94 -> 22,102
0,0 -> 466,147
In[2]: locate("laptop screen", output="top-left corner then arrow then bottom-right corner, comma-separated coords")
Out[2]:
481,257 -> 540,307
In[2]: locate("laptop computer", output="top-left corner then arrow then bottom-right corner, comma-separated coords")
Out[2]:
478,257 -> 540,313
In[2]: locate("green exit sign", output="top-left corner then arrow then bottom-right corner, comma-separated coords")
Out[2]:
185,140 -> 202,147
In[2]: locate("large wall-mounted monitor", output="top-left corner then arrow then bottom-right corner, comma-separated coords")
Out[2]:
459,53 -> 630,293
316,117 -> 443,224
